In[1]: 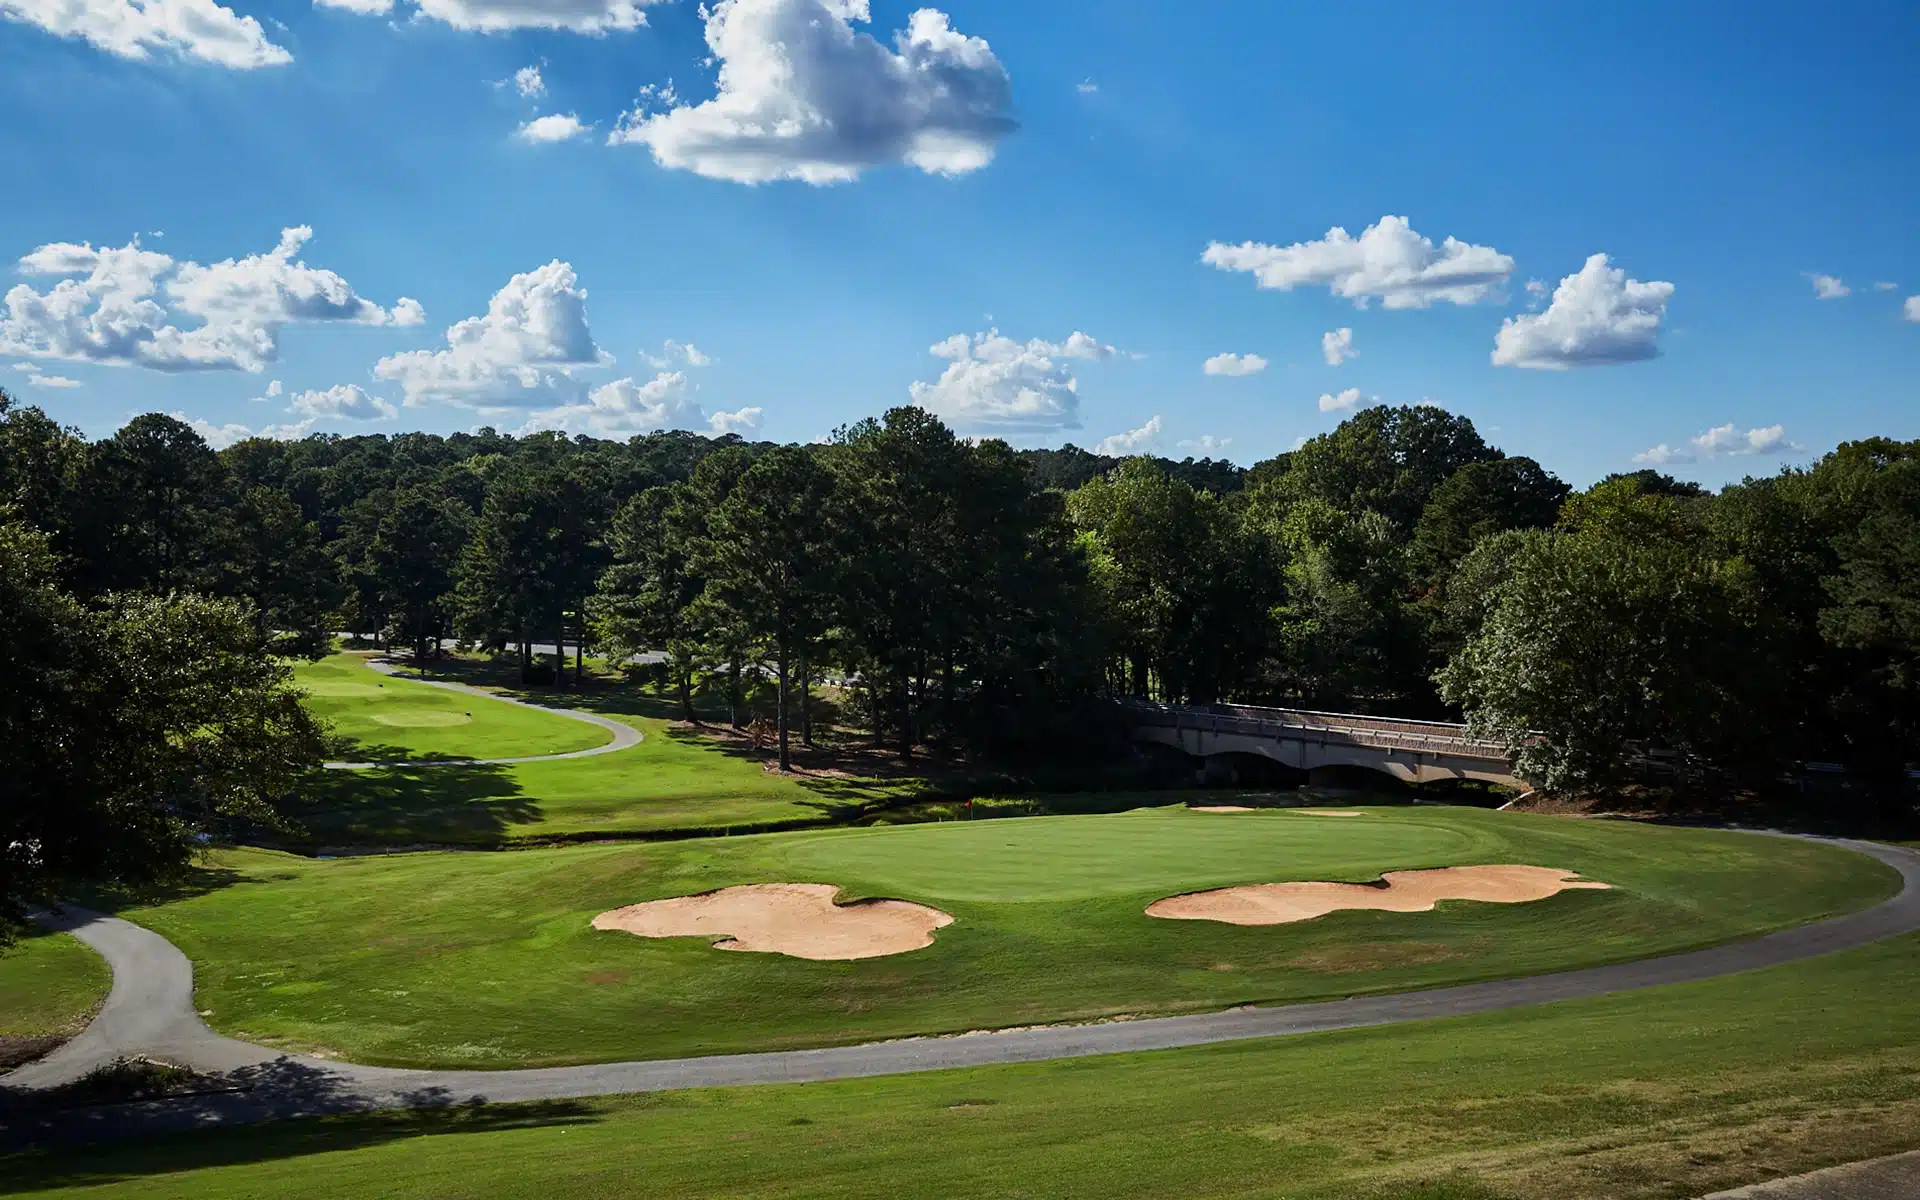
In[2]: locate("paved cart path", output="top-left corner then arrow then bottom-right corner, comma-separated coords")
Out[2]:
321,661 -> 640,769
7,834 -> 1918,1148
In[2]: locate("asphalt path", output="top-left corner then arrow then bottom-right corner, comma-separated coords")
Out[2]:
6,833 -> 1918,1148
321,661 -> 641,769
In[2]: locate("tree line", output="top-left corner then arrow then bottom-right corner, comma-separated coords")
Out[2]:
3,388 -> 1916,840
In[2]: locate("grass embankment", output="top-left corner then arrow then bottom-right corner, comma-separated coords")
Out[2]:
7,930 -> 1920,1199
0,931 -> 110,1070
286,654 -> 912,846
295,654 -> 609,763
110,807 -> 1895,1068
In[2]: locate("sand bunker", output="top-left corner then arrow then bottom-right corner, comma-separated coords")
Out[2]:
592,884 -> 954,961
1146,865 -> 1610,926
1190,805 -> 1257,813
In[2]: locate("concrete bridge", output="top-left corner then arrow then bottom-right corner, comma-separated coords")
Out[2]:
1122,700 -> 1528,790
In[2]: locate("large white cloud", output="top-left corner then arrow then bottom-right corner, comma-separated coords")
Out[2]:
1318,387 -> 1373,413
610,0 -> 1016,185
1635,423 -> 1800,466
1808,273 -> 1850,300
1203,216 -> 1514,310
517,371 -> 757,437
1491,254 -> 1674,370
0,228 -> 419,373
1094,414 -> 1161,456
172,412 -> 314,449
1905,296 -> 1920,323
1321,327 -> 1356,366
316,0 -> 658,32
908,329 -> 1113,432
1202,352 -> 1267,377
517,114 -> 590,143
1,0 -> 290,67
374,260 -> 606,408
288,383 -> 398,422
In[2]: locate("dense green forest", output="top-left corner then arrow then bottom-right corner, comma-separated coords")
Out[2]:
2,388 -> 1916,921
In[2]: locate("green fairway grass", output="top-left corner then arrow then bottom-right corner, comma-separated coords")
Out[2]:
106,807 -> 1897,1069
7,930 -> 1919,1199
295,654 -> 609,763
0,929 -> 109,1042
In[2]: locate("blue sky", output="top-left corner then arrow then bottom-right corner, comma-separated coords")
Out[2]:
2,0 -> 1916,486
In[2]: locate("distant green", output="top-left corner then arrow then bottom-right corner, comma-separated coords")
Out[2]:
295,654 -> 607,762
111,806 -> 1895,1068
8,929 -> 1919,1199
0,929 -> 109,1038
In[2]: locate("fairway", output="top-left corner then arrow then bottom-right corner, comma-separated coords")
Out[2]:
295,654 -> 608,763
107,806 -> 1897,1069
7,930 -> 1919,1200
0,929 -> 108,1067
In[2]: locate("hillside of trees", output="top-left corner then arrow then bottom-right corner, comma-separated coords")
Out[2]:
3,390 -> 1916,825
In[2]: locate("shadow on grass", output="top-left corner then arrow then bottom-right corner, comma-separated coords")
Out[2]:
0,1057 -> 598,1189
270,762 -> 541,849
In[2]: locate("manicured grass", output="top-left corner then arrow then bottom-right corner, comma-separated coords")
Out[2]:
295,654 -> 608,763
109,807 -> 1897,1068
0,929 -> 109,1038
8,931 -> 1920,1199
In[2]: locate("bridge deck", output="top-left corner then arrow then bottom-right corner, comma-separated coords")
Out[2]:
1121,700 -> 1513,762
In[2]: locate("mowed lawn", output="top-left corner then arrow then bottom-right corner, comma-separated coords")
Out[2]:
296,654 -> 608,762
7,931 -> 1920,1199
285,656 -> 851,845
109,807 -> 1897,1068
0,929 -> 108,1039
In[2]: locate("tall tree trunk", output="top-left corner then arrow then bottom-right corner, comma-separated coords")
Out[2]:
728,655 -> 743,728
798,647 -> 813,747
553,623 -> 566,689
574,601 -> 584,687
776,632 -> 791,772
677,660 -> 694,722
898,674 -> 914,760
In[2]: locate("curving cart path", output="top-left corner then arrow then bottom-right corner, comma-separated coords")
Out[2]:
6,834 -> 1919,1144
322,661 -> 641,769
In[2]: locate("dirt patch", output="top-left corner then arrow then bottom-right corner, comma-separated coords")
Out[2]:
592,883 -> 953,961
1292,809 -> 1365,817
0,1035 -> 66,1073
1191,805 -> 1257,813
1146,865 -> 1611,926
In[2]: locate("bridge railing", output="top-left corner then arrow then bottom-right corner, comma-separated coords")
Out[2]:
1119,700 -> 1516,762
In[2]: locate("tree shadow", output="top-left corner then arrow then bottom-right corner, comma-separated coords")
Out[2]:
269,762 -> 542,849
0,1056 -> 598,1188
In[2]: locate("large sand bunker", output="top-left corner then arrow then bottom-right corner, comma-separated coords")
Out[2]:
592,884 -> 954,961
1146,865 -> 1610,926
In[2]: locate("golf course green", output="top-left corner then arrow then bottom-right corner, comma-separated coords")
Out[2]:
106,806 -> 1896,1069
296,654 -> 608,763
7,930 -> 1918,1199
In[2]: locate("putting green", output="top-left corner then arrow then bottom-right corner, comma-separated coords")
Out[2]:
781,806 -> 1482,901
294,654 -> 608,762
370,711 -> 474,729
113,806 -> 1899,1069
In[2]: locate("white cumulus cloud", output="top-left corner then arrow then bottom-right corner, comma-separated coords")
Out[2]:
1318,387 -> 1373,413
288,383 -> 398,422
1178,434 -> 1232,454
1491,254 -> 1674,370
1905,296 -> 1920,323
13,365 -> 81,388
173,412 -> 314,449
1095,415 -> 1161,457
1203,215 -> 1514,310
908,329 -> 1113,432
374,260 -> 606,409
709,405 -> 762,435
517,114 -> 590,143
319,0 -> 657,32
0,227 -> 417,374
1,0 -> 290,68
1808,273 -> 1850,300
644,339 -> 712,368
1321,327 -> 1356,366
513,65 -> 545,97
517,371 -> 758,438
1635,423 -> 1801,466
1202,352 -> 1267,377
609,0 -> 1016,185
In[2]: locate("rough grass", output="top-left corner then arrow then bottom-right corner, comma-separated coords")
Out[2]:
105,807 -> 1897,1069
0,929 -> 109,1039
6,931 -> 1920,1199
296,654 -> 608,763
